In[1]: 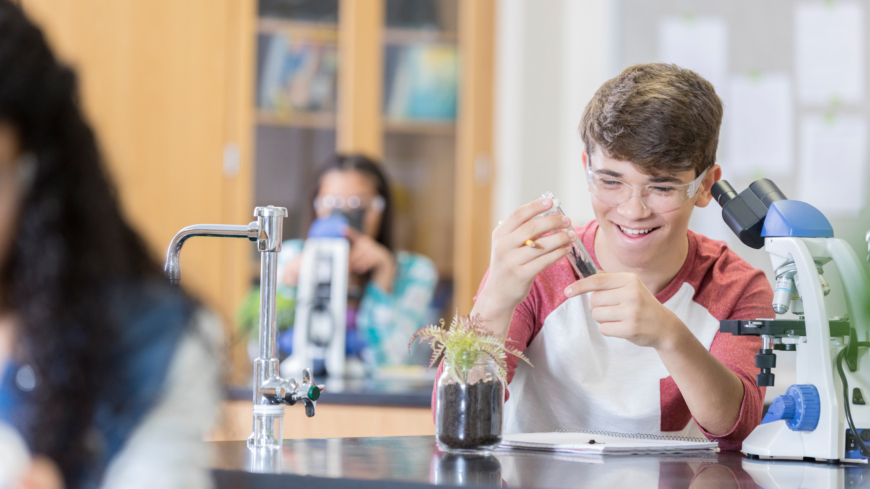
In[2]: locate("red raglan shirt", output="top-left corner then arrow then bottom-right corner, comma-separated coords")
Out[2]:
432,221 -> 773,450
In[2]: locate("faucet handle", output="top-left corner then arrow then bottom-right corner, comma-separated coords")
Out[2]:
280,369 -> 323,416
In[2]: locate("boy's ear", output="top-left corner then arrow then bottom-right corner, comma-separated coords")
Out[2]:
582,150 -> 588,172
694,164 -> 722,208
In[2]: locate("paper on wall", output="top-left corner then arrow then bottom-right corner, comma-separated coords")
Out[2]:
727,73 -> 794,178
658,15 -> 729,99
794,1 -> 864,106
797,114 -> 868,216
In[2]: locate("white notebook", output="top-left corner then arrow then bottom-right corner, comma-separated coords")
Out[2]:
500,430 -> 719,455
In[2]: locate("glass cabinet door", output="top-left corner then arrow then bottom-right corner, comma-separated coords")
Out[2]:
382,0 -> 459,323
254,0 -> 340,241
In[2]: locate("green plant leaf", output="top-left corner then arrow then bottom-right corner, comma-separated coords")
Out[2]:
408,310 -> 533,382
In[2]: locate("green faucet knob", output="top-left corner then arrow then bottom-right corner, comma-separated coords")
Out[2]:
308,385 -> 321,401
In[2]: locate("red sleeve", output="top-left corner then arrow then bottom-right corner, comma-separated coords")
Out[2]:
431,268 -> 539,421
661,270 -> 773,450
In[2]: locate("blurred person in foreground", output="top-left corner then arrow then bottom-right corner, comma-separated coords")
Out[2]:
0,2 -> 222,488
266,154 -> 438,369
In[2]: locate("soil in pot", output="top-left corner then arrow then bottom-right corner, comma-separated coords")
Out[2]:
437,378 -> 503,450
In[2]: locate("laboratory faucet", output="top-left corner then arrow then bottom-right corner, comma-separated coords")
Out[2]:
165,206 -> 323,449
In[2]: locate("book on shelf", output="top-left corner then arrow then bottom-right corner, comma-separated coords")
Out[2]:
385,43 -> 458,121
257,30 -> 338,115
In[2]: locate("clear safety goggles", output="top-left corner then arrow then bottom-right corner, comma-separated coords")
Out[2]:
314,194 -> 385,214
586,158 -> 707,214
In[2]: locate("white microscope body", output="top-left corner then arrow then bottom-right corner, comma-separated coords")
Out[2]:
740,236 -> 870,461
290,238 -> 349,378
713,179 -> 870,462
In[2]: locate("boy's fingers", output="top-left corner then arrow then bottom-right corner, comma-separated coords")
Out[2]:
495,198 -> 554,238
598,321 -> 630,338
523,247 -> 569,276
516,230 -> 574,265
512,215 -> 570,248
564,272 -> 624,297
590,304 -> 622,323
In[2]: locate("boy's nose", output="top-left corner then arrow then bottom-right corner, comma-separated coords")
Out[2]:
616,195 -> 651,220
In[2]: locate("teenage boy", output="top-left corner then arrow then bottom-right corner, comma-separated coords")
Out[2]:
441,64 -> 774,450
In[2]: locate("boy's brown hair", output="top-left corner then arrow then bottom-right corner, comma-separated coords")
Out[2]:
580,63 -> 723,177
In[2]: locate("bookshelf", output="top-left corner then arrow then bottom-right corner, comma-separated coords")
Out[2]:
252,0 -> 493,319
383,118 -> 455,135
256,109 -> 336,129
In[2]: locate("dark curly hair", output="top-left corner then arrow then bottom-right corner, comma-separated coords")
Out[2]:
0,1 -> 191,484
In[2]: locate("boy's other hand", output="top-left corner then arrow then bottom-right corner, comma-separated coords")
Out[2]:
564,273 -> 685,351
475,198 -> 573,328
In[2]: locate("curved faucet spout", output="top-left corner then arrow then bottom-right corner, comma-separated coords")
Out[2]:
165,223 -> 258,285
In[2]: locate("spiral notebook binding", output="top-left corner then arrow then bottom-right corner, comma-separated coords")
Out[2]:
554,429 -> 708,443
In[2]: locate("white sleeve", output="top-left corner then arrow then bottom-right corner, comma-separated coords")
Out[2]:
100,310 -> 224,489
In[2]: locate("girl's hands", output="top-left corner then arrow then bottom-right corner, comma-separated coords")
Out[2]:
344,227 -> 397,292
474,198 -> 575,326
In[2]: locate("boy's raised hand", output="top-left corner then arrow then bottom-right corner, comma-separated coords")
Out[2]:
564,273 -> 684,351
475,198 -> 574,328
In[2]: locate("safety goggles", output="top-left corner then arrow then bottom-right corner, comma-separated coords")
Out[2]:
313,194 -> 385,214
586,157 -> 707,214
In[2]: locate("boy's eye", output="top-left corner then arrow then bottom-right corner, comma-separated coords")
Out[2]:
601,179 -> 622,187
650,186 -> 676,194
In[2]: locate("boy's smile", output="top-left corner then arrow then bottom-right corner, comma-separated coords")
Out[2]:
583,149 -> 720,289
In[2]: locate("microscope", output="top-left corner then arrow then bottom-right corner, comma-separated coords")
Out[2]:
712,179 -> 870,462
288,213 -> 349,378
165,206 -> 323,450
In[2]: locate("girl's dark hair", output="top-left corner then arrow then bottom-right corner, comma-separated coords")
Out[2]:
0,1 -> 187,483
308,153 -> 394,252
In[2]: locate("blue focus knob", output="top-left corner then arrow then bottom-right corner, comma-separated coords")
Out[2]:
786,385 -> 821,431
762,384 -> 820,431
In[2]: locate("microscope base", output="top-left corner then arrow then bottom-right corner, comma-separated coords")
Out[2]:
742,421 -> 808,459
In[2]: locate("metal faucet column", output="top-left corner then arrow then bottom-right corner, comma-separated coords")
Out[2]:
164,205 -> 322,450
253,206 -> 285,409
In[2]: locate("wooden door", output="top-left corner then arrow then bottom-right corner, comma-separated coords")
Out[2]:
20,0 -> 256,378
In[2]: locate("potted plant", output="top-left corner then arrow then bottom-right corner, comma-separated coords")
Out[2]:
410,313 -> 532,454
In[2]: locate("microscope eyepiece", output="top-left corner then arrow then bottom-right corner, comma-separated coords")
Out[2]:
749,178 -> 787,208
711,180 -> 738,208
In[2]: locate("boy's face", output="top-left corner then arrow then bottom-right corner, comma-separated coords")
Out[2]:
583,148 -> 720,270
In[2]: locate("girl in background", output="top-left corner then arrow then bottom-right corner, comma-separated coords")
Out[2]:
277,154 -> 438,368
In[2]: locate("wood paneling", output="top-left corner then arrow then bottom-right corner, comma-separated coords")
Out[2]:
454,0 -> 497,314
19,0 -> 256,380
337,0 -> 384,159
209,401 -> 435,441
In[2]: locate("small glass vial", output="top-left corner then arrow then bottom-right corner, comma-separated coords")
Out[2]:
536,191 -> 599,278
435,351 -> 505,454
247,404 -> 285,450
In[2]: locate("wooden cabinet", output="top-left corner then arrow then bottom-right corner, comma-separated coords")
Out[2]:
19,0 -> 258,380
209,401 -> 434,441
19,0 -> 496,384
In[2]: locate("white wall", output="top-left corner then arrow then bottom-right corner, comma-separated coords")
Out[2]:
494,0 -> 616,226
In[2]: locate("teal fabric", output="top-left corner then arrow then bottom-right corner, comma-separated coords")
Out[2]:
277,239 -> 438,365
